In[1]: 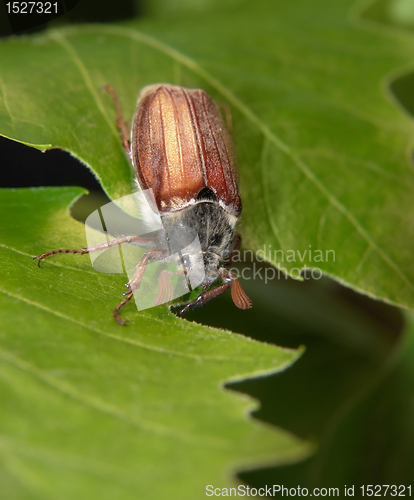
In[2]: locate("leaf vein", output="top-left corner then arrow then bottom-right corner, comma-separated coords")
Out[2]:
0,285 -> 255,363
0,346 -> 231,449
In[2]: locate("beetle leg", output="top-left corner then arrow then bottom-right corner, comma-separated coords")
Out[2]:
102,85 -> 131,157
178,267 -> 251,316
34,235 -> 158,267
177,280 -> 232,316
114,249 -> 168,325
112,292 -> 135,326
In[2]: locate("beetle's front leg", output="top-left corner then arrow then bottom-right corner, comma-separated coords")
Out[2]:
177,281 -> 232,316
178,267 -> 251,316
114,249 -> 169,325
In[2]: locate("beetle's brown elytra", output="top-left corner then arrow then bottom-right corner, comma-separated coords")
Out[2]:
35,84 -> 251,324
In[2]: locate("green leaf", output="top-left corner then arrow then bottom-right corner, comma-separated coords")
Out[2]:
0,188 -> 308,499
1,0 -> 414,311
361,0 -> 414,30
2,0 -> 414,495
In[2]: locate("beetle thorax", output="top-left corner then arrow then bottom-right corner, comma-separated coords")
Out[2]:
161,201 -> 238,283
